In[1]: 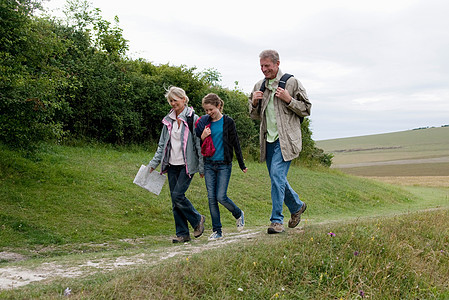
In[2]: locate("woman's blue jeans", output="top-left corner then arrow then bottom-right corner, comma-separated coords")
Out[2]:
204,161 -> 242,234
167,165 -> 202,237
266,139 -> 303,224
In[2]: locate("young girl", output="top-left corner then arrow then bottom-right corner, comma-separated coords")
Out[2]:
195,93 -> 248,240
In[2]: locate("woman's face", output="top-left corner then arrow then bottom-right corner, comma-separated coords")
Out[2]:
169,96 -> 186,115
203,103 -> 222,121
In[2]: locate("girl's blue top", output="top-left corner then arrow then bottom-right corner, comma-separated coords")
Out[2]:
210,117 -> 224,161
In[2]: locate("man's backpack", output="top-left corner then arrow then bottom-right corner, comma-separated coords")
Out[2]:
258,73 -> 304,123
259,73 -> 293,93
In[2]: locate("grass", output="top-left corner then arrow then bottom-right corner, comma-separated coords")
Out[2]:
340,162 -> 449,176
1,142 -> 449,298
1,209 -> 448,299
316,127 -> 449,177
1,143 -> 426,253
316,126 -> 449,165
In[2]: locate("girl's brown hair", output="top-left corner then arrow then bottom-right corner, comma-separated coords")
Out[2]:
202,93 -> 224,112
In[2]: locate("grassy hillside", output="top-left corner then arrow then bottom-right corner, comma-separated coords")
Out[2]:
316,127 -> 449,176
1,143 -> 448,299
0,142 -> 430,252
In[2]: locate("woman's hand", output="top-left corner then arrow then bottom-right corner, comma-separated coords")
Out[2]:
242,168 -> 248,173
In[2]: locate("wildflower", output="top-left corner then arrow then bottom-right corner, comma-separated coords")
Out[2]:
310,237 -> 314,241
238,288 -> 244,292
64,287 -> 71,296
253,261 -> 257,266
186,257 -> 189,262
371,236 -> 375,241
328,232 -> 336,237
359,290 -> 365,297
354,251 -> 359,256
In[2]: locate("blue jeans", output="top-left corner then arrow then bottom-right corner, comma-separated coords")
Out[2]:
167,165 -> 202,237
204,161 -> 242,234
266,140 -> 303,224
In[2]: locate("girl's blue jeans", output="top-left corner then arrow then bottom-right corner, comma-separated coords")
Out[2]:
204,160 -> 242,234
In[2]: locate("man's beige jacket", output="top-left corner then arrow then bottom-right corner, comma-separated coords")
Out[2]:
249,70 -> 312,162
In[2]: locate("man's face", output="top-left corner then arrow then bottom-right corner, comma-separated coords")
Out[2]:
260,57 -> 279,79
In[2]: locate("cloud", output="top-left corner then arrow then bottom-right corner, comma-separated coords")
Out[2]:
43,0 -> 449,140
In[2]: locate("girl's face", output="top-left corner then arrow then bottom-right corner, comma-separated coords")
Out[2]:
203,103 -> 222,121
169,96 -> 186,115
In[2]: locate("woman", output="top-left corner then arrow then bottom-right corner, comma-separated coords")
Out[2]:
149,86 -> 205,243
195,93 -> 248,241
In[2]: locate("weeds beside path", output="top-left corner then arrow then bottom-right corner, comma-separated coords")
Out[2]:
0,229 -> 263,290
2,203 -> 448,291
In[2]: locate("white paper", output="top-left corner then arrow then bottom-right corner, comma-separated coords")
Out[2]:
133,165 -> 166,195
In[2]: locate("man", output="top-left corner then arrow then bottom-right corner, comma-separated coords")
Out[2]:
249,50 -> 311,234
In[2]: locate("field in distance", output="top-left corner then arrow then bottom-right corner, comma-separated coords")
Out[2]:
316,126 -> 449,182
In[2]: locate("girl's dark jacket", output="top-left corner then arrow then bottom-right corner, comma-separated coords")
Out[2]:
195,114 -> 246,171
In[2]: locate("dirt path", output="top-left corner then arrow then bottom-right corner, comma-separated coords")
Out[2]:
0,229 -> 263,290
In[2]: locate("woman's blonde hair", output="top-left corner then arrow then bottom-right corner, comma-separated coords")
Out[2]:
202,93 -> 224,112
165,86 -> 189,105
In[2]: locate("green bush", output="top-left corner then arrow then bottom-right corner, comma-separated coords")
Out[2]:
0,0 -> 330,166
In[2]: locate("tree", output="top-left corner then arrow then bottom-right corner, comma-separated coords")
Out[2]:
0,0 -> 68,152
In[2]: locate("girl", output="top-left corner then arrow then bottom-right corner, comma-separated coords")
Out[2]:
195,93 -> 248,240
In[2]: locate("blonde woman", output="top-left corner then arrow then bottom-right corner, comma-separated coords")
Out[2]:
149,86 -> 205,243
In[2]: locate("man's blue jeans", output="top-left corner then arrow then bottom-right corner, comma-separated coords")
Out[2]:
266,139 -> 303,224
204,161 -> 242,234
167,165 -> 202,237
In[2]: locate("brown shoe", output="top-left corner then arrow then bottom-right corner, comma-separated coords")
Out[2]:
193,215 -> 206,238
267,222 -> 285,234
172,235 -> 191,243
288,203 -> 307,228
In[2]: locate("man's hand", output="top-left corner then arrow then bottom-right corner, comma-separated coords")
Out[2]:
275,87 -> 292,104
252,91 -> 263,107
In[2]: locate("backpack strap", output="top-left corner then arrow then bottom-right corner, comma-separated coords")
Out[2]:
257,74 -> 293,114
257,73 -> 303,124
186,113 -> 194,135
259,78 -> 267,93
278,73 -> 293,89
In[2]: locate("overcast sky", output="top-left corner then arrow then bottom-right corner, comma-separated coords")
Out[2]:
43,0 -> 449,140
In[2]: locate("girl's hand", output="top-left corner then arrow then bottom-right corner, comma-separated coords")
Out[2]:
149,167 -> 154,173
242,168 -> 248,173
201,127 -> 211,141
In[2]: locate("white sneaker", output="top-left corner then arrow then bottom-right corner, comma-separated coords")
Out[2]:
236,211 -> 245,232
208,231 -> 223,241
